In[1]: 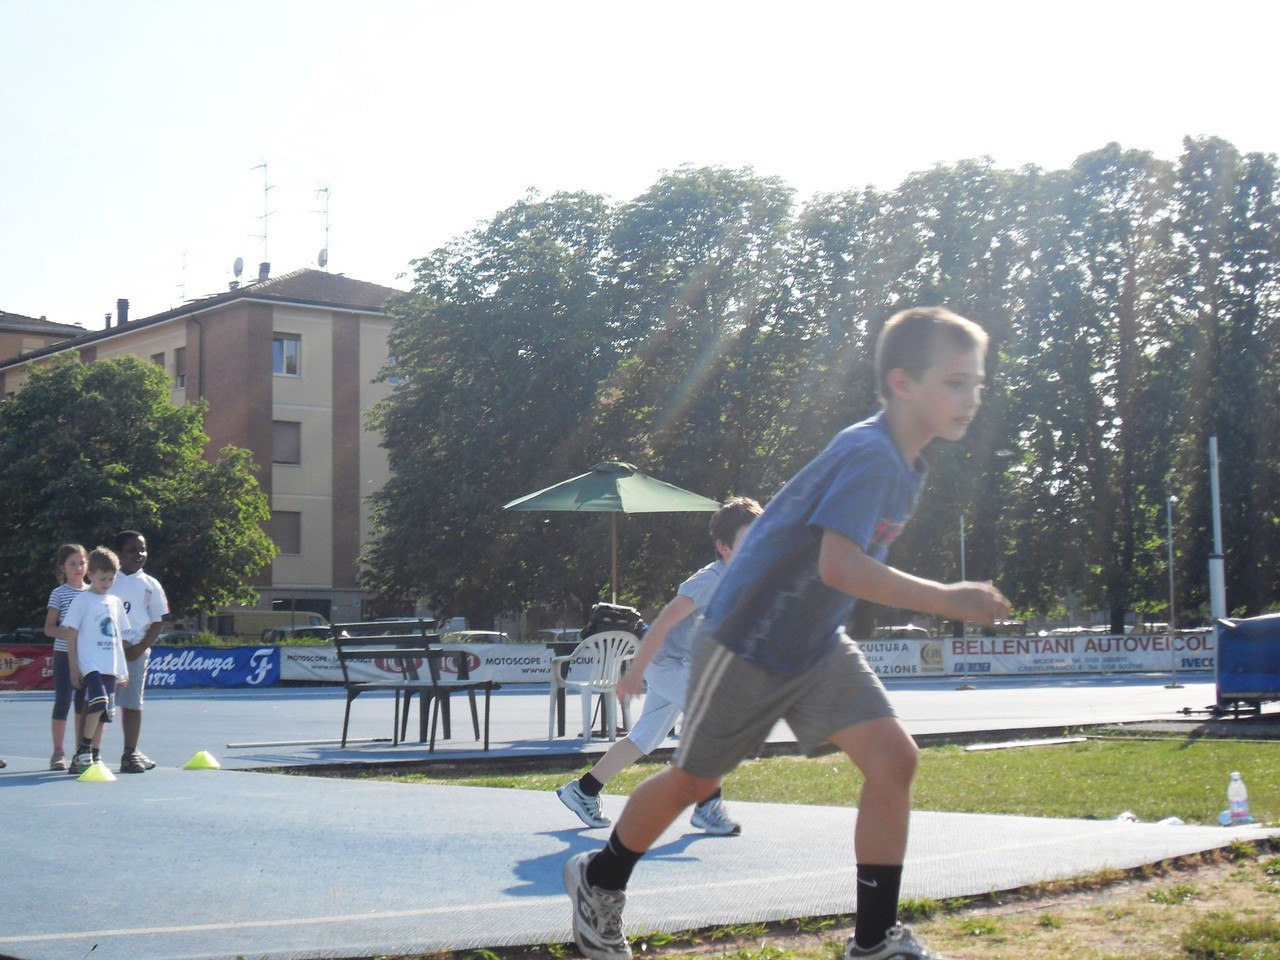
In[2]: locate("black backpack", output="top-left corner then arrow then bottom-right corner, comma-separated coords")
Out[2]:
581,602 -> 646,639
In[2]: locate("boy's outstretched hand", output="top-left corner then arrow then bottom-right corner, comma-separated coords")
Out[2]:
944,581 -> 1011,627
617,670 -> 645,698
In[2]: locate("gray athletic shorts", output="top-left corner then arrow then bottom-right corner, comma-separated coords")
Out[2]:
116,647 -> 149,711
674,633 -> 895,780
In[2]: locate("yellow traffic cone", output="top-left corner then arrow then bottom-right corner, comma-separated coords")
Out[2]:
183,750 -> 221,770
78,761 -> 117,782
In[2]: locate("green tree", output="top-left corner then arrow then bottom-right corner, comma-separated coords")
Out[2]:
588,167 -> 797,596
364,142 -> 1280,630
0,356 -> 277,622
363,190 -> 619,622
1026,146 -> 1182,631
844,160 -> 1029,592
1172,137 -> 1280,618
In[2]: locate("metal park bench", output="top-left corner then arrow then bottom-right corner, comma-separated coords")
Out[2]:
332,627 -> 499,752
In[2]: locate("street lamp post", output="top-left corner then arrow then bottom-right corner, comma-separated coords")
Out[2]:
1166,494 -> 1181,689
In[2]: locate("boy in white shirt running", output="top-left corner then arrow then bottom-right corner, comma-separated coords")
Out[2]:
557,497 -> 762,836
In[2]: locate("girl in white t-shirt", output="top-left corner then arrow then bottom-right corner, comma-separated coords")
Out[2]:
64,547 -> 128,775
43,543 -> 88,770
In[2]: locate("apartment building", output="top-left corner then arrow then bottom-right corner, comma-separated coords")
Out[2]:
0,267 -> 401,623
0,310 -> 87,358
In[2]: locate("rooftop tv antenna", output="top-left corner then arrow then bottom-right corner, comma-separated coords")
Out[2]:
176,250 -> 188,302
314,183 -> 331,270
251,161 -> 276,263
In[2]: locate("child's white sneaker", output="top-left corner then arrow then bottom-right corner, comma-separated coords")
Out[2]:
845,925 -> 957,959
563,851 -> 630,960
690,795 -> 741,835
557,779 -> 610,828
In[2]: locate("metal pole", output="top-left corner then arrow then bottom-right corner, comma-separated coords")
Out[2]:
1210,437 -> 1224,556
1208,436 -> 1227,620
959,513 -> 966,582
610,513 -> 618,605
1166,494 -> 1181,688
1208,437 -> 1227,702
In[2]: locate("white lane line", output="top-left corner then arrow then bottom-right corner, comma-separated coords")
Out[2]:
0,899 -> 551,945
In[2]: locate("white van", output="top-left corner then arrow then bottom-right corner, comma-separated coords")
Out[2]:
214,608 -> 330,643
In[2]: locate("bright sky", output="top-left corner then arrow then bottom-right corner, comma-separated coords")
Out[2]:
4,0 -> 1277,330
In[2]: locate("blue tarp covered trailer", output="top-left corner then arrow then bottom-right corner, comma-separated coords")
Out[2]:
1215,613 -> 1280,714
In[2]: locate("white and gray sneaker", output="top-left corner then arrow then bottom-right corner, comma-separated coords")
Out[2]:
845,925 -> 957,959
690,795 -> 741,835
563,851 -> 631,960
558,779 -> 611,828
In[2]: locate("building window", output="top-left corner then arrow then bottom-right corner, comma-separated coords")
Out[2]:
273,334 -> 301,376
273,420 -> 301,464
270,511 -> 301,554
174,347 -> 187,388
384,355 -> 405,386
150,351 -> 165,367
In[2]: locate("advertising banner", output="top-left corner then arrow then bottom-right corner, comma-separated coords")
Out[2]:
0,645 -> 54,690
280,646 -> 347,683
942,632 -> 1216,676
281,644 -> 557,684
461,646 -> 556,683
3,633 -> 1217,691
857,640 -> 933,677
145,646 -> 280,688
848,633 -> 1216,678
0,645 -> 283,690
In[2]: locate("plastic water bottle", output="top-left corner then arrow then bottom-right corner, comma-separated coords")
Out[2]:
1227,771 -> 1250,825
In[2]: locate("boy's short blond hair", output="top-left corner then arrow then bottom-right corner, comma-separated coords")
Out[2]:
87,546 -> 121,576
875,307 -> 989,402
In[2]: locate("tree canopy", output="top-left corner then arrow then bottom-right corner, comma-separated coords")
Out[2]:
0,356 -> 277,622
368,140 -> 1280,629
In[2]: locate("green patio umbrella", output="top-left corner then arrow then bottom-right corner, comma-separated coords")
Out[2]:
503,461 -> 720,603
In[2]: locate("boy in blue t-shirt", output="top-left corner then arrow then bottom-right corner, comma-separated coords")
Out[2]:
565,307 -> 1011,960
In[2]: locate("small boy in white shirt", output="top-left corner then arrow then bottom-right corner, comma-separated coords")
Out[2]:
65,547 -> 129,775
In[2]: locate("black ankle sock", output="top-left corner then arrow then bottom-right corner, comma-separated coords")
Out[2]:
586,829 -> 643,891
77,739 -> 92,754
91,749 -> 100,762
854,863 -> 903,948
695,787 -> 723,809
579,773 -> 604,797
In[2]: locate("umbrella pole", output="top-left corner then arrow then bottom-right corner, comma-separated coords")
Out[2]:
611,513 -> 618,604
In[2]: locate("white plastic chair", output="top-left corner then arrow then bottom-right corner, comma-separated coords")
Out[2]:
547,630 -> 639,744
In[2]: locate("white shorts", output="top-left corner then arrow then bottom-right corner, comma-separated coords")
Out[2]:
627,657 -> 689,754
116,648 -> 149,711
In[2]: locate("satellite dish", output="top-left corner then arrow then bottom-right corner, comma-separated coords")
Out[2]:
318,248 -> 328,269
233,257 -> 244,278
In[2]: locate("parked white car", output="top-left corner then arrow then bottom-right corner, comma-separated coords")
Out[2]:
440,630 -> 511,644
533,627 -> 583,646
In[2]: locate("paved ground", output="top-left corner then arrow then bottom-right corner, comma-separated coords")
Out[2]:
1,674 -> 1276,960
